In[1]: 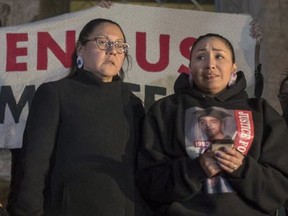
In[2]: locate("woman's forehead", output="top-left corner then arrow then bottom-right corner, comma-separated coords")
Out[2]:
193,37 -> 229,51
91,23 -> 124,39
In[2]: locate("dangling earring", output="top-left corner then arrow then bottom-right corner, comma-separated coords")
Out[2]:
76,56 -> 83,69
228,72 -> 237,87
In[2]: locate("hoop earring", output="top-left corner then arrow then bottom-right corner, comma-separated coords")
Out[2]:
77,56 -> 83,69
228,72 -> 237,87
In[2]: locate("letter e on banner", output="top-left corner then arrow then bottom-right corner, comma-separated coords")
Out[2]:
6,33 -> 28,72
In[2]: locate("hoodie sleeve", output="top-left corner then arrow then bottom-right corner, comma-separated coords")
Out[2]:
136,98 -> 207,206
7,82 -> 60,216
226,99 -> 288,213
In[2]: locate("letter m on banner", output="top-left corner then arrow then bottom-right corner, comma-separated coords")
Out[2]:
0,86 -> 35,123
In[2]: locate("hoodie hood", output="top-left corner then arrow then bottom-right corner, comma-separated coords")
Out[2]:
173,71 -> 248,102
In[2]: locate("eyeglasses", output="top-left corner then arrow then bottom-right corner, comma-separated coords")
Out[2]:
85,37 -> 129,54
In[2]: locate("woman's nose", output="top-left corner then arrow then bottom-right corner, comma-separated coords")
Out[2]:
206,57 -> 216,69
106,44 -> 117,55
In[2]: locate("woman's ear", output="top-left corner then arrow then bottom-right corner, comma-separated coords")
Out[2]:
188,62 -> 193,74
228,65 -> 238,87
76,41 -> 84,56
232,63 -> 237,73
189,72 -> 193,85
188,63 -> 194,86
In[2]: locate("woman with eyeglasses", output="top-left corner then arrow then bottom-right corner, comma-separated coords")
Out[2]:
7,18 -> 152,216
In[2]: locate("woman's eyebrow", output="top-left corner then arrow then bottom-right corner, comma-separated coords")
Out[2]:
195,48 -> 226,52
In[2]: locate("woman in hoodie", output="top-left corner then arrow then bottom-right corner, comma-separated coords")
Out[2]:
136,33 -> 288,216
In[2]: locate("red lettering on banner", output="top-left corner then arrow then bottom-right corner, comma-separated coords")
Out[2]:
6,33 -> 28,72
136,32 -> 169,72
4,31 -> 197,73
37,31 -> 75,70
233,110 -> 254,155
178,37 -> 196,74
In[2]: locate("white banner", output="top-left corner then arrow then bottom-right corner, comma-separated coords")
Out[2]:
0,3 -> 255,148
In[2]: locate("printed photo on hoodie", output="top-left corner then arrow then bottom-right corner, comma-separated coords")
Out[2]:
185,106 -> 254,158
184,106 -> 254,194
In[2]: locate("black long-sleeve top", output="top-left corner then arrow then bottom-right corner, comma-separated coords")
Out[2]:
7,69 -> 151,216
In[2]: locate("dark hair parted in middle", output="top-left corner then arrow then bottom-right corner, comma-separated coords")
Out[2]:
69,18 -> 131,79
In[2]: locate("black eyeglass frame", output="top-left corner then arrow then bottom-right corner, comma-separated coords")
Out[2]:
85,36 -> 129,54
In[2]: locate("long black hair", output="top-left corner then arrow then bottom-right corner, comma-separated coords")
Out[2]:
68,18 -> 131,80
